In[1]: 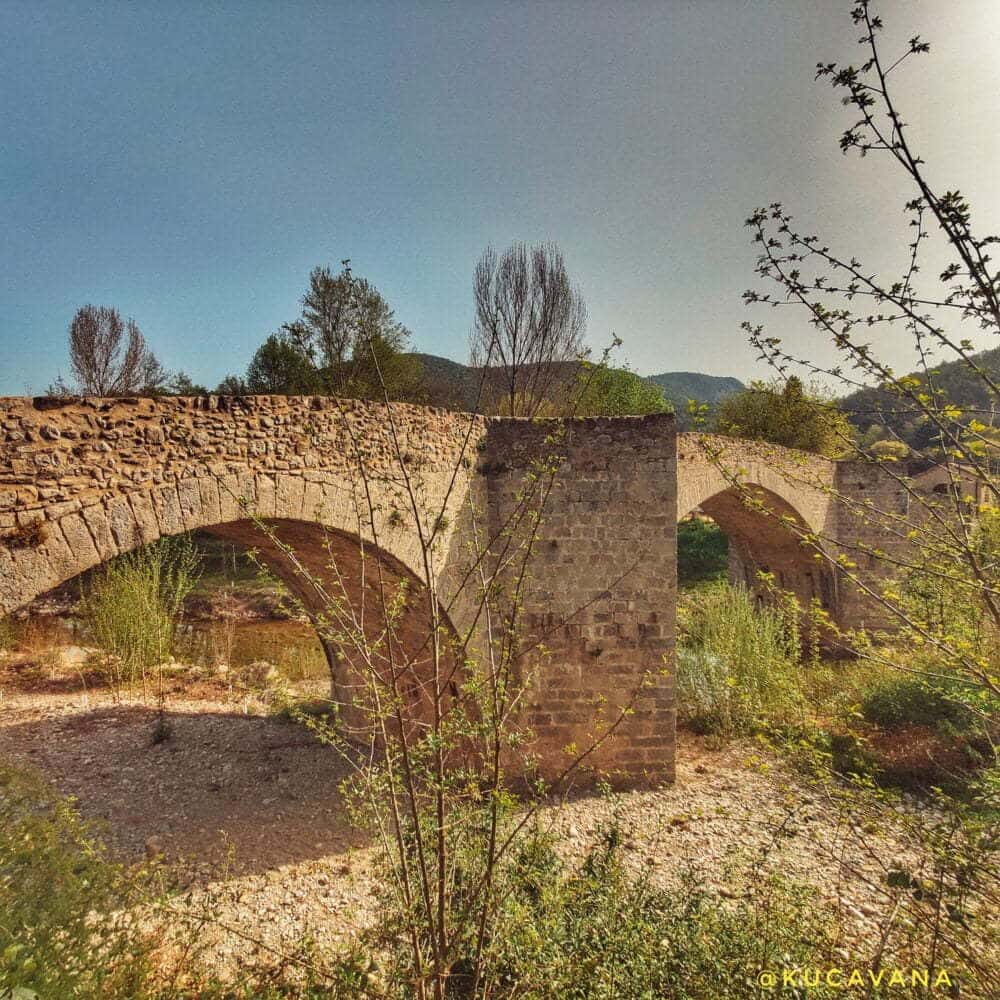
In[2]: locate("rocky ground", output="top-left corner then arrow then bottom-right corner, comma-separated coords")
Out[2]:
0,645 -> 934,974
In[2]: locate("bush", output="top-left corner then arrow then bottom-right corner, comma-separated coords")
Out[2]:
0,761 -> 160,998
363,820 -> 842,999
80,537 -> 200,697
712,376 -> 853,457
574,363 -> 673,417
677,518 -> 729,585
0,761 -> 359,998
869,438 -> 910,460
0,616 -> 17,653
861,675 -> 980,731
677,584 -> 804,735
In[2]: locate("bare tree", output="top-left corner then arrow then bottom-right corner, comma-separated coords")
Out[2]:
60,305 -> 167,396
471,242 -> 587,417
732,0 -> 1000,701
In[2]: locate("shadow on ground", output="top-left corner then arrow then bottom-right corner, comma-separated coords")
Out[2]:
0,704 -> 365,875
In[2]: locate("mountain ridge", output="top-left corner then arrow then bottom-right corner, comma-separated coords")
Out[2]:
410,352 -> 746,416
839,345 -> 1000,447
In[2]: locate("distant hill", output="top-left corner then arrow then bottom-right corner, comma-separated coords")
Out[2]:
839,346 -> 1000,448
645,371 -> 745,427
410,353 -> 745,421
410,353 -> 483,411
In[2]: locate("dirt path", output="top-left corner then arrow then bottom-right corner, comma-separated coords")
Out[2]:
0,686 -> 361,870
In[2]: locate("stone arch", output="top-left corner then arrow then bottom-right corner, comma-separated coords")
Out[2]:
202,518 -> 462,734
676,433 -> 840,614
5,508 -> 462,738
0,469 -> 437,614
690,484 -> 835,612
0,395 -> 485,627
0,459 -> 468,736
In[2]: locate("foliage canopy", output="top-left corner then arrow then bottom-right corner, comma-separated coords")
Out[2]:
713,376 -> 853,456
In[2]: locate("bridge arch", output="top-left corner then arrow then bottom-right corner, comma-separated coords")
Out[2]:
687,483 -> 835,611
0,395 -> 482,616
677,433 -> 840,612
0,395 -> 485,738
6,492 -> 463,735
54,516 -> 461,742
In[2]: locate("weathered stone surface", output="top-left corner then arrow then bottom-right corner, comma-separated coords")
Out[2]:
481,415 -> 677,784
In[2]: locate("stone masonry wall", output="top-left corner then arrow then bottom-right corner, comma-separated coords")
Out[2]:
0,394 -> 487,615
832,460 -> 915,630
480,414 -> 677,785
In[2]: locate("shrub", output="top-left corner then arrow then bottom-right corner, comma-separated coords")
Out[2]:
79,537 -> 200,697
574,362 -> 673,417
0,761 -> 160,999
677,517 -> 729,585
869,438 -> 910,460
677,584 -> 804,735
712,376 -> 853,457
363,819 -> 842,999
0,616 -> 17,652
0,761 -> 363,998
827,730 -> 878,779
861,675 -> 980,732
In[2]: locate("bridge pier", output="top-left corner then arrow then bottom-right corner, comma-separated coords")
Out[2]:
478,415 -> 677,786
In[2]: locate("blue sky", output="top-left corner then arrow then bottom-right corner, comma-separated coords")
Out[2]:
2,0 -> 998,394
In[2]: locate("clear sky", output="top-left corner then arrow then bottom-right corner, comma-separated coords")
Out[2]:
2,0 -> 998,395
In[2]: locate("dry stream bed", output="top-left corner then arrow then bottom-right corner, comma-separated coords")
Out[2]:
0,632 -> 949,977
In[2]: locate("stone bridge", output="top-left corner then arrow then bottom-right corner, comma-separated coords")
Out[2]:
0,395 -> 906,785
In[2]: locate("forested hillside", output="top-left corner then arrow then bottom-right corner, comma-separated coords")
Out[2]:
840,346 -> 1000,448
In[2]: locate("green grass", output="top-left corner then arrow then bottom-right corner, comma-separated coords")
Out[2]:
79,536 -> 200,696
0,616 -> 17,652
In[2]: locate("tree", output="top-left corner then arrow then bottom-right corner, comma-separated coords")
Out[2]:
229,262 -> 421,402
245,333 -> 322,395
470,242 -> 587,417
281,261 -> 420,400
343,330 -> 425,403
165,371 -> 209,396
719,10 -> 999,986
215,374 -> 248,395
712,376 -> 853,456
56,305 -> 168,396
574,363 -> 673,417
